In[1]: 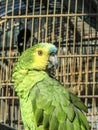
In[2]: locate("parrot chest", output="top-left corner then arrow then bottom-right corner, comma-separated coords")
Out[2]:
20,97 -> 36,130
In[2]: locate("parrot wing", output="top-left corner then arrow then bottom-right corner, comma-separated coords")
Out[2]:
29,75 -> 90,130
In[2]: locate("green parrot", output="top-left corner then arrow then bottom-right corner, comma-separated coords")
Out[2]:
12,42 -> 90,130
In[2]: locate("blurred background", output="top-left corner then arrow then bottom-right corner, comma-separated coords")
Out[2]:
0,0 -> 98,129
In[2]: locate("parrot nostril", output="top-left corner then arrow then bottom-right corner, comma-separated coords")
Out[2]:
51,53 -> 55,56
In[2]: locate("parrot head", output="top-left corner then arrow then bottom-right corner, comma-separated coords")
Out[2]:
16,42 -> 58,75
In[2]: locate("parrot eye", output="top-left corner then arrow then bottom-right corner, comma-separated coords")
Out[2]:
38,50 -> 43,56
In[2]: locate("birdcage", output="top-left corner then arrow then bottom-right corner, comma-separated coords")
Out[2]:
0,0 -> 98,130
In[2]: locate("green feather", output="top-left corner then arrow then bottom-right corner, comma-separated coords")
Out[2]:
65,119 -> 74,130
76,109 -> 90,130
65,104 -> 75,121
58,122 -> 67,130
70,92 -> 88,112
35,108 -> 43,125
49,112 -> 58,130
43,113 -> 49,129
36,125 -> 44,130
36,95 -> 52,110
81,125 -> 86,130
44,105 -> 54,115
73,117 -> 81,130
55,105 -> 67,122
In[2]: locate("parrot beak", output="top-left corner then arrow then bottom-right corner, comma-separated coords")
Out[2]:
46,53 -> 58,77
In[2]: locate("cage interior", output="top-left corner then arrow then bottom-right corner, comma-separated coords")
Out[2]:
0,0 -> 98,129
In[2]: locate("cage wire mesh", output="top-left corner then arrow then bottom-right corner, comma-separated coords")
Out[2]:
0,0 -> 98,129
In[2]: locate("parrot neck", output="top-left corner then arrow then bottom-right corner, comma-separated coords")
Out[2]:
12,69 -> 48,98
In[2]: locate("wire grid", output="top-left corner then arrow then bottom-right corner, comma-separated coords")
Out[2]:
0,0 -> 98,129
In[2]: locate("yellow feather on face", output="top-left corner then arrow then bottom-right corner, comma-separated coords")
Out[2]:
32,47 -> 49,70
